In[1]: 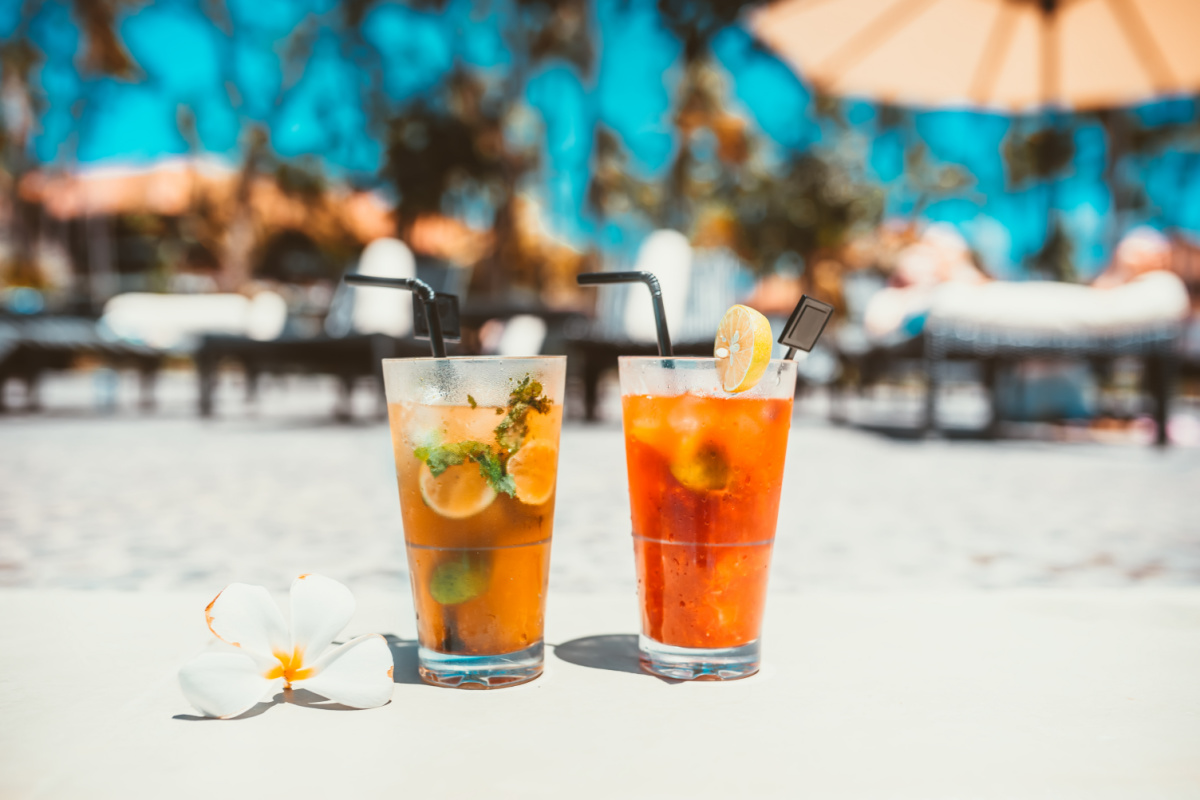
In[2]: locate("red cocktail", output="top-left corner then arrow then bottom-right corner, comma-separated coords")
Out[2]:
619,356 -> 797,679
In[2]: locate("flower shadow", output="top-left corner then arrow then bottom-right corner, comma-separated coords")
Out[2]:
286,688 -> 360,711
551,634 -> 681,685
174,635 -> 421,720
172,688 -> 366,721
173,697 -> 281,721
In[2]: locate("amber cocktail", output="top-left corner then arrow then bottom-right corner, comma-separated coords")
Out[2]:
619,356 -> 797,680
384,357 -> 565,688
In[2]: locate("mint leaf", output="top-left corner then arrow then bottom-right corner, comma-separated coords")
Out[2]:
414,441 -> 516,497
412,374 -> 548,499
414,441 -> 483,476
494,375 -> 552,453
475,450 -> 516,497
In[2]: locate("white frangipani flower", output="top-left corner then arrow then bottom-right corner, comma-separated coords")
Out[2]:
179,574 -> 394,718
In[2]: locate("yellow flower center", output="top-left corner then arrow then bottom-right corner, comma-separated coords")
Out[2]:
265,647 -> 315,684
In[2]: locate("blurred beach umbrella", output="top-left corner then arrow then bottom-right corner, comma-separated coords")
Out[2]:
751,0 -> 1200,279
19,160 -> 395,245
20,160 -> 237,219
750,0 -> 1200,111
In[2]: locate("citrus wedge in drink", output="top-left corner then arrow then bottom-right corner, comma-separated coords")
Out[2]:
669,435 -> 731,492
430,555 -> 490,605
714,304 -> 773,393
419,462 -> 496,519
506,441 -> 558,505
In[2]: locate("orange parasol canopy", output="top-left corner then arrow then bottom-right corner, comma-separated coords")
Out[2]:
750,0 -> 1200,111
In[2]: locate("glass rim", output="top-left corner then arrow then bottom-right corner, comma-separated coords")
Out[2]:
381,355 -> 566,364
617,356 -> 796,367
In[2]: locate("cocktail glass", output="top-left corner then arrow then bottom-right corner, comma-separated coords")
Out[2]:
618,356 -> 797,680
383,356 -> 565,688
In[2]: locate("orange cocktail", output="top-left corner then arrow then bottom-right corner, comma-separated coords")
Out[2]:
619,356 -> 797,680
384,357 -> 565,689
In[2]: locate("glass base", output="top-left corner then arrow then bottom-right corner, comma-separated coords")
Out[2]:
638,635 -> 760,681
417,640 -> 544,689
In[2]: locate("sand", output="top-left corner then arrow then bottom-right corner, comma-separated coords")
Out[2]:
2,369 -> 1197,593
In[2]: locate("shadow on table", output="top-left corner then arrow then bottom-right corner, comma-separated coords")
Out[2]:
173,697 -> 281,721
384,634 -> 425,686
552,634 -> 681,684
172,688 -> 364,721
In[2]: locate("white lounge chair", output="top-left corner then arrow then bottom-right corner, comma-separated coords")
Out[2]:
194,238 -> 469,420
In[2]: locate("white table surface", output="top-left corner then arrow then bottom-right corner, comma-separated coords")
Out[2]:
2,589 -> 1198,799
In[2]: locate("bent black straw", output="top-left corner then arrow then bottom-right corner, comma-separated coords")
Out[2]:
778,295 -> 833,360
343,273 -> 448,358
577,271 -> 674,357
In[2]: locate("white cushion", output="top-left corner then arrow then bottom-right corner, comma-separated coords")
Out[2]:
101,293 -> 271,351
496,314 -> 547,356
624,230 -> 692,343
247,291 -> 288,342
351,238 -> 415,337
930,272 -> 1189,337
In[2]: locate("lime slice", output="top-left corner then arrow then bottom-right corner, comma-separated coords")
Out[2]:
419,462 -> 496,519
430,555 -> 489,605
715,304 -> 773,393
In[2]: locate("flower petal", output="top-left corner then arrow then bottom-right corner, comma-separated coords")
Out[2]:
289,574 -> 355,662
292,633 -> 394,709
205,583 -> 290,658
179,652 -> 285,719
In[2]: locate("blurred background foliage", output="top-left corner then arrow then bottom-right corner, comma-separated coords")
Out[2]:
0,0 -> 1198,305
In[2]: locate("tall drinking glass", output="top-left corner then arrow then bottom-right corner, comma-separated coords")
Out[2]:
619,356 -> 797,680
383,356 -> 566,688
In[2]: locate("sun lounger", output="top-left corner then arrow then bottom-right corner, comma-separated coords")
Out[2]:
195,239 -> 469,420
0,313 -> 163,412
834,271 -> 1190,445
925,272 -> 1189,445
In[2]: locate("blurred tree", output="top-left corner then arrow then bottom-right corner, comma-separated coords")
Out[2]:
1031,217 -> 1077,283
656,0 -> 754,230
187,4 -> 363,288
1,10 -> 42,288
589,1 -> 882,275
1003,106 -> 1200,279
72,0 -> 139,78
587,125 -> 665,222
730,151 -> 883,273
1,0 -> 140,296
1003,123 -> 1076,188
657,0 -> 746,64
356,0 -> 594,297
1092,107 -> 1200,246
1001,115 -> 1076,282
875,104 -> 976,217
383,72 -> 512,232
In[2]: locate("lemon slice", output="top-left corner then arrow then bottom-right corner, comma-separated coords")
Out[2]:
419,462 -> 496,519
714,304 -> 773,393
505,441 -> 558,505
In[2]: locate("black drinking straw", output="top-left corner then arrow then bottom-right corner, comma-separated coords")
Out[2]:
778,295 -> 834,360
577,271 -> 673,357
342,273 -> 448,358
